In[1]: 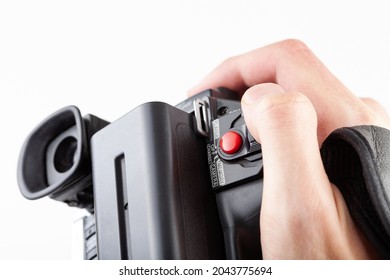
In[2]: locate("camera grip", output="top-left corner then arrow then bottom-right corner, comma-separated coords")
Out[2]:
216,180 -> 263,259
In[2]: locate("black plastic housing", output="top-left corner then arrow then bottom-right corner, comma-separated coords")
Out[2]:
92,102 -> 225,259
17,88 -> 263,259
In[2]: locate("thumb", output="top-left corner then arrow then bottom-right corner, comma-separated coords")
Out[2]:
242,84 -> 337,258
241,83 -> 329,200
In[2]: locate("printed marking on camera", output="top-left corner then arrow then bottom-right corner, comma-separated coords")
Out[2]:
209,162 -> 218,188
206,144 -> 213,165
216,159 -> 225,185
212,119 -> 220,140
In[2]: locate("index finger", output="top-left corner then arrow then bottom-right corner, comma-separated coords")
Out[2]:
188,39 -> 382,142
189,39 -> 351,98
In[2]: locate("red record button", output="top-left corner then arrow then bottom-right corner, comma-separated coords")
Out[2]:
219,131 -> 243,155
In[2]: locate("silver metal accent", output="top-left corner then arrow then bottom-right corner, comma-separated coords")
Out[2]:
194,99 -> 209,137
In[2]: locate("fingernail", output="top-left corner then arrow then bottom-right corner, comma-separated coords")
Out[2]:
243,83 -> 285,104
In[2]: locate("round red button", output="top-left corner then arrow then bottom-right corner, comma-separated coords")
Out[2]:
219,131 -> 243,154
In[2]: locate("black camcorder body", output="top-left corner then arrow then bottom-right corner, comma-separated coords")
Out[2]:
17,88 -> 263,260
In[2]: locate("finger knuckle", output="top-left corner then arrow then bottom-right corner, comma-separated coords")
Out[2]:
260,92 -> 308,114
361,97 -> 384,110
279,39 -> 310,54
220,55 -> 239,69
258,92 -> 315,128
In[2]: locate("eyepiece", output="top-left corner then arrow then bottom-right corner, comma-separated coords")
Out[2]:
17,106 -> 87,200
54,136 -> 78,173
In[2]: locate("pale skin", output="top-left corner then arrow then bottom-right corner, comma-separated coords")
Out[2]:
189,39 -> 390,259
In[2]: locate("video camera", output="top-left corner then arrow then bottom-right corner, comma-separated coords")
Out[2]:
17,88 -> 263,260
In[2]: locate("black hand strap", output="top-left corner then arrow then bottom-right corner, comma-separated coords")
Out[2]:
321,125 -> 390,259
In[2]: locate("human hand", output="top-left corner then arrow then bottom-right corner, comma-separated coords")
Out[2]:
189,39 -> 390,259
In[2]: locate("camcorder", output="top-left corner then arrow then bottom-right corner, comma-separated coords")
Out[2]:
17,88 -> 263,260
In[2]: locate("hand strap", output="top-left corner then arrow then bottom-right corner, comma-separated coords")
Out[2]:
321,125 -> 390,259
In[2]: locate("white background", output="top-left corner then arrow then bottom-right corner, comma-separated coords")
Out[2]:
1,0 -> 390,259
